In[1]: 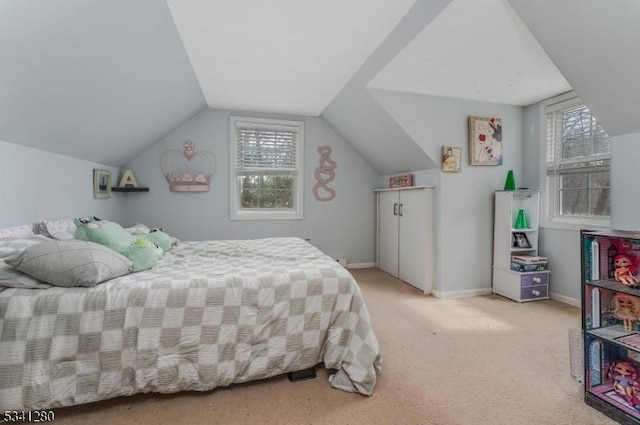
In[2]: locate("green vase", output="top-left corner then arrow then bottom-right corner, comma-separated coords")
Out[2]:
515,209 -> 529,229
504,170 -> 517,190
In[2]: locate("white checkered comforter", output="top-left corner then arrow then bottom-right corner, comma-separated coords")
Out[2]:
0,238 -> 381,410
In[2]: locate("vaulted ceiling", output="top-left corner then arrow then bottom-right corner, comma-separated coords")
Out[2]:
0,0 -> 638,169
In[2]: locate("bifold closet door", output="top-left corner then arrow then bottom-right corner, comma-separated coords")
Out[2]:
378,190 -> 399,278
398,188 -> 428,292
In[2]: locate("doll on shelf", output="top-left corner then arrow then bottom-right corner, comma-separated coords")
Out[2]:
609,360 -> 640,411
614,254 -> 640,288
612,293 -> 640,331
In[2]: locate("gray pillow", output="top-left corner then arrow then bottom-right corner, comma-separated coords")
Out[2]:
6,240 -> 133,287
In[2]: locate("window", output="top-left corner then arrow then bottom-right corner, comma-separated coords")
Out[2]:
229,116 -> 304,220
541,92 -> 610,227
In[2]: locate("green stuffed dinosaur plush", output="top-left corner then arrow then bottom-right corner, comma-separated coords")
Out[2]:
74,216 -> 172,272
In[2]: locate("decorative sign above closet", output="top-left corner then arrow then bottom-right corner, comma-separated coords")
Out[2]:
161,141 -> 216,192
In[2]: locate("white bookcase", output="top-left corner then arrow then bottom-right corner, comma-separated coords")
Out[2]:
492,190 -> 549,302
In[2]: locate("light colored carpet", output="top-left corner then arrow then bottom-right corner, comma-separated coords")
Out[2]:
50,268 -> 616,425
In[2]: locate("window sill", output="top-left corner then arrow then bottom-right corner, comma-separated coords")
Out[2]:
230,210 -> 303,221
540,219 -> 610,232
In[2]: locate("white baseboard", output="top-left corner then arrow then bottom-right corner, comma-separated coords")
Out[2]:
432,288 -> 580,306
347,262 -> 376,269
549,292 -> 580,307
432,287 -> 493,299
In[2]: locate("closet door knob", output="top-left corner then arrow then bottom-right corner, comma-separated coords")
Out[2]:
393,203 -> 398,216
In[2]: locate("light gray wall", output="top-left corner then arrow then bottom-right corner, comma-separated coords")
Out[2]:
0,0 -> 205,167
522,104 -> 640,304
320,0 -> 449,176
0,140 -> 124,228
509,0 -> 640,137
122,108 -> 380,265
611,132 -> 640,231
538,227 -> 581,304
522,104 -> 540,190
369,89 -> 524,296
512,0 -> 640,302
522,102 -> 582,303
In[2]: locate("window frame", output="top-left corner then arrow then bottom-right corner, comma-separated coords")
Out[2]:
229,116 -> 304,220
538,92 -> 611,230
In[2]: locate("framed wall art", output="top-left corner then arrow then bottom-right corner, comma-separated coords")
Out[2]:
93,169 -> 112,199
441,146 -> 462,172
468,116 -> 503,166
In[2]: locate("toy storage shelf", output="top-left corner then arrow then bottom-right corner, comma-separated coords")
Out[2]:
492,190 -> 549,302
588,325 -> 640,351
582,229 -> 640,424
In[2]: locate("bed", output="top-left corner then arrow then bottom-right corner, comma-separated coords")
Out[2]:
0,236 -> 381,411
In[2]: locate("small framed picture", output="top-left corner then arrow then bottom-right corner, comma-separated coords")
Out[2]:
513,232 -> 531,248
389,173 -> 413,188
441,146 -> 462,172
93,169 -> 112,199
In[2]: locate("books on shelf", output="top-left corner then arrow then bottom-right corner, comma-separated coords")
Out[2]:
510,255 -> 548,264
591,239 -> 600,281
510,255 -> 548,272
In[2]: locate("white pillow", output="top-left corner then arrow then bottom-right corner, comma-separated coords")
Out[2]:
39,218 -> 77,240
125,223 -> 152,235
0,224 -> 36,238
0,235 -> 50,259
0,260 -> 52,289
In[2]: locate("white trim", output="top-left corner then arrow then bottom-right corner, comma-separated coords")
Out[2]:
231,209 -> 303,220
540,221 -> 610,232
373,185 -> 435,192
549,292 -> 580,308
431,287 -> 493,299
229,116 -> 304,220
346,262 -> 376,269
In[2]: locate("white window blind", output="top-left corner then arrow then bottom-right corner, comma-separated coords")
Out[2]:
545,101 -> 610,176
235,127 -> 298,173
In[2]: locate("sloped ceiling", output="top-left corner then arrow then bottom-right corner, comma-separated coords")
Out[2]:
368,0 -> 570,106
508,0 -> 640,137
0,0 -> 205,167
2,0 -> 635,171
321,0 -> 450,176
166,0 -> 418,117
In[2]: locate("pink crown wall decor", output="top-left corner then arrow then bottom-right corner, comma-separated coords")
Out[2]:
161,141 -> 216,192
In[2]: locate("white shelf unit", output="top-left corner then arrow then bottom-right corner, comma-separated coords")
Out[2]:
375,186 -> 435,294
492,190 -> 549,302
